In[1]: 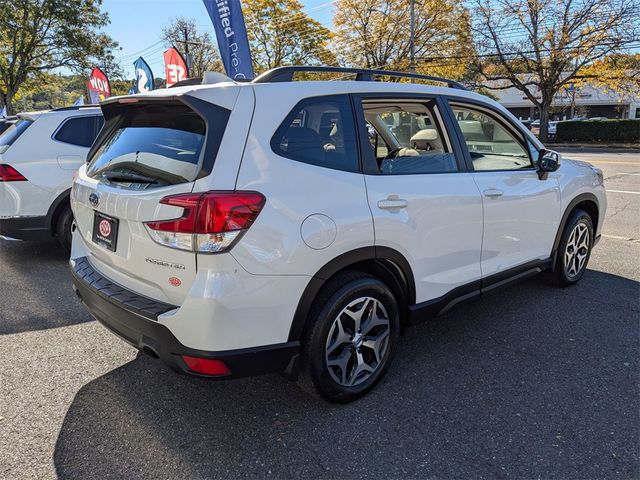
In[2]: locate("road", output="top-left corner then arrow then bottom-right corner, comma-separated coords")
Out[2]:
1,148 -> 638,479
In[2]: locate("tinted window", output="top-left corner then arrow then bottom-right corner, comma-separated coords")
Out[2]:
451,106 -> 532,171
0,119 -> 32,153
87,102 -> 210,187
362,101 -> 457,175
54,116 -> 99,147
271,95 -> 358,172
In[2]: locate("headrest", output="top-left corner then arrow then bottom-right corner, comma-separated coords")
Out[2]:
410,128 -> 439,142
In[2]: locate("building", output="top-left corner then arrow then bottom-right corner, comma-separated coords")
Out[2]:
494,81 -> 639,121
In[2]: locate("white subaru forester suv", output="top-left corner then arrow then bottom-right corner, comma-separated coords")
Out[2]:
70,67 -> 606,403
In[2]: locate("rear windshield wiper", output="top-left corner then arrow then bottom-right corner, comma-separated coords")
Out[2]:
101,171 -> 159,184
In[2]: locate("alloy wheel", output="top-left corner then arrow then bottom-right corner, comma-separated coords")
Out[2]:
325,296 -> 390,387
564,222 -> 590,278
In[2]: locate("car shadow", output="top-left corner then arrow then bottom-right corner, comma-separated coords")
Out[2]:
53,270 -> 639,479
0,239 -> 93,334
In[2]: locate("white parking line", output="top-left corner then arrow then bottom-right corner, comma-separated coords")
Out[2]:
602,234 -> 640,243
606,189 -> 640,195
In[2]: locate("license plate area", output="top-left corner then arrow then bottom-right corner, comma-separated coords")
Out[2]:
92,212 -> 119,252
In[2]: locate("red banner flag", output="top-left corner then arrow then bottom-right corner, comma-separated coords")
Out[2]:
87,67 -> 111,103
164,48 -> 189,87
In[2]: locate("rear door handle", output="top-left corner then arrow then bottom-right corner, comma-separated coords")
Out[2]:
378,196 -> 408,210
483,189 -> 504,198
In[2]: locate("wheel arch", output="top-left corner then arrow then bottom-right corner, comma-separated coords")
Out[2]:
551,192 -> 599,268
46,188 -> 72,236
287,246 -> 416,342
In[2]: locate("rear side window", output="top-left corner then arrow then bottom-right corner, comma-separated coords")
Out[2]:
0,119 -> 32,153
271,95 -> 359,172
87,102 -> 219,188
54,115 -> 102,147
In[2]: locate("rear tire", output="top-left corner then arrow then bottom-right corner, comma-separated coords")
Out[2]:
549,209 -> 594,286
298,271 -> 400,403
56,205 -> 74,251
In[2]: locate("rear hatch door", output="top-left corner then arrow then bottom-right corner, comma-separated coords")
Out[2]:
72,90 -> 238,305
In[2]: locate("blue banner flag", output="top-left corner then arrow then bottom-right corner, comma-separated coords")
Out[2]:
133,56 -> 155,93
202,0 -> 255,80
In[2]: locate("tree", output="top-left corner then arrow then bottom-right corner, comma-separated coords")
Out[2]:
162,17 -> 223,78
243,0 -> 336,73
333,0 -> 474,80
578,53 -> 640,96
0,0 -> 117,114
470,0 -> 638,141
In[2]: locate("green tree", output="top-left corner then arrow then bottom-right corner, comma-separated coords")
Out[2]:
470,0 -> 638,141
162,17 -> 223,78
0,0 -> 117,114
333,0 -> 474,80
243,0 -> 336,73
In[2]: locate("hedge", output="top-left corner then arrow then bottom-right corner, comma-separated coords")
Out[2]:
556,119 -> 640,143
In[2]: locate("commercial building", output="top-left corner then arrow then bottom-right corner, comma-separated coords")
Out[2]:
494,81 -> 639,121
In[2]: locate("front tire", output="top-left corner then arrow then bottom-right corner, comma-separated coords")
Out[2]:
299,272 -> 400,403
551,209 -> 594,286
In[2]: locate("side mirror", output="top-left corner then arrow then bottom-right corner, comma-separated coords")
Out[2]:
537,149 -> 560,179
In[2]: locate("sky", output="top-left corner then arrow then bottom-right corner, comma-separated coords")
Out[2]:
102,0 -> 335,79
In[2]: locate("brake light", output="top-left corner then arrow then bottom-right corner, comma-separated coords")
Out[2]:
145,191 -> 265,253
0,165 -> 27,182
181,355 -> 230,376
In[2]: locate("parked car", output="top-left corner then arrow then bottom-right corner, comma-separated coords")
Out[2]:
529,119 -> 558,139
0,105 -> 103,249
70,66 -> 606,402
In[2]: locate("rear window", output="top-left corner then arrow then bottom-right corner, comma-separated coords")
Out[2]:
0,119 -> 32,153
54,115 -> 102,147
87,102 -> 214,188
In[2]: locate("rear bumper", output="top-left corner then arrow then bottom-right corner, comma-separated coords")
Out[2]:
0,215 -> 50,241
70,256 -> 300,379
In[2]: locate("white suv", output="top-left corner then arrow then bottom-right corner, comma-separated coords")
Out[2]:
70,67 -> 606,402
0,106 -> 103,249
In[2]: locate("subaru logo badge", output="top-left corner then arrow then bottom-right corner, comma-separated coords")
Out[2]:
89,192 -> 100,208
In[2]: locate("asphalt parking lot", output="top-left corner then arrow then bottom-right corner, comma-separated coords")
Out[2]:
1,148 -> 638,480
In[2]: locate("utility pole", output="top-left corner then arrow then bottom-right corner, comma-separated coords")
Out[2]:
409,0 -> 415,75
183,26 -> 193,74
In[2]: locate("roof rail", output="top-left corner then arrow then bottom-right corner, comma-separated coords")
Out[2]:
252,66 -> 467,90
51,105 -> 100,111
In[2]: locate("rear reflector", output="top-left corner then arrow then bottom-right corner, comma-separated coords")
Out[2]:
181,355 -> 230,376
145,191 -> 265,253
0,164 -> 27,182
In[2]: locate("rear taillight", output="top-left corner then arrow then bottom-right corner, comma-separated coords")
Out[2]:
145,191 -> 265,253
0,165 -> 27,182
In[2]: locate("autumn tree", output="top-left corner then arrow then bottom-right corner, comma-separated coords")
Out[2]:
470,0 -> 638,141
243,0 -> 336,73
578,53 -> 640,97
333,0 -> 474,80
0,0 -> 117,114
162,17 -> 223,77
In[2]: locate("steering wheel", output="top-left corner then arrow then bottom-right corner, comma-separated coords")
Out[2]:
383,147 -> 403,161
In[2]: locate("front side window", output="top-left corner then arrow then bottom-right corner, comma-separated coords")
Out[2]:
87,102 -> 214,188
54,116 -> 100,147
451,105 -> 532,171
363,101 -> 457,175
271,95 -> 358,172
